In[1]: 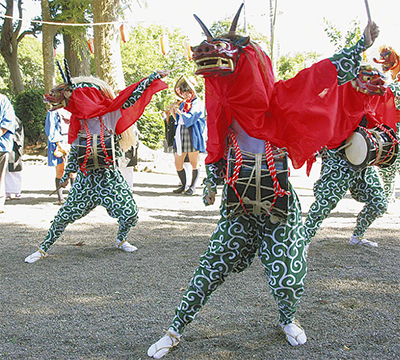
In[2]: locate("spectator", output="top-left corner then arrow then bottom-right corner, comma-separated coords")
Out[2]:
5,116 -> 24,200
45,107 -> 73,204
0,94 -> 16,214
169,75 -> 206,196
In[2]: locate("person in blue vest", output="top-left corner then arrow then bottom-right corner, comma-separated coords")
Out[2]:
169,75 -> 206,196
0,94 -> 16,214
45,108 -> 73,204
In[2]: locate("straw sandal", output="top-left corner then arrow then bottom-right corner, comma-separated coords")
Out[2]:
147,330 -> 181,359
349,236 -> 378,247
281,319 -> 307,346
24,249 -> 48,263
115,240 -> 137,252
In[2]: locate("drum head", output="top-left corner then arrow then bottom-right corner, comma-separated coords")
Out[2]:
344,131 -> 370,168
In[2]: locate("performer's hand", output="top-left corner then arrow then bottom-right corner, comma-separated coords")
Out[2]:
60,180 -> 69,188
157,70 -> 170,78
169,103 -> 178,113
363,21 -> 379,47
64,88 -> 73,100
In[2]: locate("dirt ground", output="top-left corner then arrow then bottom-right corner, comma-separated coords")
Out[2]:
0,149 -> 399,360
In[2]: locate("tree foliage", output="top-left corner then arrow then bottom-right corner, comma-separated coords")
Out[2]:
40,0 -> 92,93
323,18 -> 362,52
121,24 -> 201,149
0,36 -> 45,100
276,52 -> 319,80
3,6 -> 340,148
55,0 -> 92,77
14,89 -> 47,144
18,37 -> 45,90
0,0 -> 40,95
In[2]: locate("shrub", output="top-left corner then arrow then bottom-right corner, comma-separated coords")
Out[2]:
14,89 -> 47,145
136,109 -> 165,150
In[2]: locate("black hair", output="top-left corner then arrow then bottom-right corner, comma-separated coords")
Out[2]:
179,83 -> 191,92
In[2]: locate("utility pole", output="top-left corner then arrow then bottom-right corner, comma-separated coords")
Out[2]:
269,0 -> 278,70
243,0 -> 248,35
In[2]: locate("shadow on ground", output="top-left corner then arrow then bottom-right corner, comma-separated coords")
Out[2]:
1,217 -> 399,360
1,165 -> 400,359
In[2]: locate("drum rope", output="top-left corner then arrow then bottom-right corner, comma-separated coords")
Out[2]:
374,124 -> 399,165
99,117 -> 113,166
79,120 -> 92,176
361,126 -> 381,165
264,141 -> 291,210
359,126 -> 379,159
226,130 -> 247,214
226,130 -> 291,216
79,118 -> 114,176
360,125 -> 398,166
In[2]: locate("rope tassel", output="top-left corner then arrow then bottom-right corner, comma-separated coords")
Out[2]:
264,141 -> 291,210
99,117 -> 113,165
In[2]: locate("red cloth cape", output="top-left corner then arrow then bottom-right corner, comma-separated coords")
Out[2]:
204,44 -> 397,169
326,82 -> 397,149
66,78 -> 167,143
204,45 -> 275,165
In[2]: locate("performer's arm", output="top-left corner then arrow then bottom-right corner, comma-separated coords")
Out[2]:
329,22 -> 379,85
122,72 -> 163,109
114,134 -> 123,158
60,146 -> 79,185
202,159 -> 226,206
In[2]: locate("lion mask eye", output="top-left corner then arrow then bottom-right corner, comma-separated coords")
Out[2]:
215,42 -> 228,49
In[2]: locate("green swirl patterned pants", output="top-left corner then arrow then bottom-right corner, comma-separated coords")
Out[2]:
304,149 -> 387,244
39,168 -> 138,252
170,183 -> 307,333
377,124 -> 400,203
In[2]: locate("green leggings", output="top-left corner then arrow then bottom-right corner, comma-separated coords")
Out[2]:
170,183 -> 307,333
377,124 -> 400,202
40,168 -> 138,252
304,149 -> 387,243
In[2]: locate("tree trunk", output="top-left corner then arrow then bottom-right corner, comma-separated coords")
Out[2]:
64,34 -> 91,77
41,0 -> 59,93
92,0 -> 125,90
0,0 -> 24,96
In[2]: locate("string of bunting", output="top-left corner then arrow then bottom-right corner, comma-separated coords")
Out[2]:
0,13 -> 127,26
0,14 -> 193,59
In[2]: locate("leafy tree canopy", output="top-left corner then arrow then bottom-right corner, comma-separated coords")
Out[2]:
3,11 -> 338,147
121,24 -> 202,149
276,52 -> 319,80
0,36 -> 44,100
323,18 -> 362,52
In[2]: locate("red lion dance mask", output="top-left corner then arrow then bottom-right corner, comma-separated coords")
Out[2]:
191,4 -> 250,78
353,65 -> 387,96
373,46 -> 400,72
